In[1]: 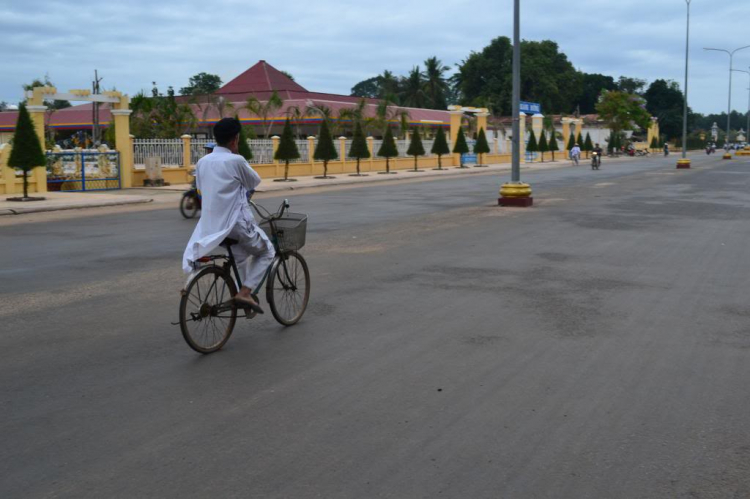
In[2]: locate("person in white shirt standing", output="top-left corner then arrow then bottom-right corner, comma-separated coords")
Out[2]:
182,118 -> 274,313
569,143 -> 582,165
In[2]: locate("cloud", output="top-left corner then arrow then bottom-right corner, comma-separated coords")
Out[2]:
1,0 -> 749,115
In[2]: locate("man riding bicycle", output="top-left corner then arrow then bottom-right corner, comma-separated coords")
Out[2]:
182,118 -> 274,313
570,143 -> 582,165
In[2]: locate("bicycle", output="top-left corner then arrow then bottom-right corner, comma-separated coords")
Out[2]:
177,197 -> 310,354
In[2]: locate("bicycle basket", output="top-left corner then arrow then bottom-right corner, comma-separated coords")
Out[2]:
260,213 -> 307,251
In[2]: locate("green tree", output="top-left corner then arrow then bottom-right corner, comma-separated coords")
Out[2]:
400,67 -> 427,108
423,57 -> 450,110
8,105 -> 46,199
650,135 -> 659,151
274,118 -> 300,181
577,73 -> 617,114
616,76 -> 647,95
406,128 -> 426,171
431,126 -> 451,169
350,76 -> 380,98
244,91 -> 284,138
474,128 -> 491,166
180,73 -> 222,95
548,131 -> 560,161
527,129 -> 538,162
377,127 -> 399,174
537,131 -> 548,162
236,116 -> 253,160
348,121 -> 370,176
584,132 -> 593,158
313,119 -> 338,178
576,132 -> 584,152
644,79 -> 690,140
607,131 -> 615,154
453,126 -> 470,168
596,90 -> 652,136
455,37 -> 581,115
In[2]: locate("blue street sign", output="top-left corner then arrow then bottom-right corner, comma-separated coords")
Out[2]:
520,101 -> 541,114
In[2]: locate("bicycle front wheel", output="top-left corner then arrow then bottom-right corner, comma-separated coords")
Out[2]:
180,266 -> 237,353
266,251 -> 310,326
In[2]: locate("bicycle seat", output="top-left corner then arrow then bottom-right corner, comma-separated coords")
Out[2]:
220,237 -> 238,247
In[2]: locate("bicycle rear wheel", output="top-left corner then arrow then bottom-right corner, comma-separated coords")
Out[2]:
180,192 -> 200,219
266,251 -> 310,326
180,266 -> 237,353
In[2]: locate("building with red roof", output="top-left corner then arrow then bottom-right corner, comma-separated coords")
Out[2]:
0,61 -> 450,142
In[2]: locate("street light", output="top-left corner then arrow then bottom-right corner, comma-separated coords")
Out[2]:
499,0 -> 533,207
678,0 -> 692,168
730,68 -> 750,140
704,44 -> 750,156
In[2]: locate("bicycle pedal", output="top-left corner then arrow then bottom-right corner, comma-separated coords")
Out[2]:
245,308 -> 257,320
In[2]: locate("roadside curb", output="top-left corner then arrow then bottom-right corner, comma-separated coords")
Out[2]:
0,198 -> 153,216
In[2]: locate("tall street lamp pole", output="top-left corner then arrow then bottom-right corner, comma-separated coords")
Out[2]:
704,44 -> 750,157
731,68 -> 750,139
678,0 -> 692,168
499,0 -> 533,207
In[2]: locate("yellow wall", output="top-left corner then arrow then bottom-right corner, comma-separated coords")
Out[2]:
131,153 -> 513,186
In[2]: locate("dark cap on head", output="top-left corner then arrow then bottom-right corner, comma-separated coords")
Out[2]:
213,118 -> 242,146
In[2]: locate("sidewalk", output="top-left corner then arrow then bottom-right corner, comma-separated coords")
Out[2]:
0,153 -> 688,216
0,191 -> 153,216
144,158 -> 574,194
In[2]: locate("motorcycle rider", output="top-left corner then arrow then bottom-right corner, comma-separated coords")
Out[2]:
592,143 -> 603,168
664,143 -> 669,156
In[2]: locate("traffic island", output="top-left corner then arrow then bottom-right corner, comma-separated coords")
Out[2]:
498,182 -> 533,207
676,159 -> 691,169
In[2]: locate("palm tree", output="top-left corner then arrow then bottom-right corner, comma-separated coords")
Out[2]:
285,104 -> 306,138
400,66 -> 427,108
379,70 -> 400,104
423,57 -> 450,110
244,91 -> 284,138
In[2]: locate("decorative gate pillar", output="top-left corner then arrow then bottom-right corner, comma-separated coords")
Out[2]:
106,92 -> 134,188
561,118 -> 573,148
531,113 -> 544,141
519,113 -> 527,161
573,119 -> 583,143
476,109 -> 490,135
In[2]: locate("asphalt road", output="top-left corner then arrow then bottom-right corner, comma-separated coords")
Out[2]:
2,153 -> 750,498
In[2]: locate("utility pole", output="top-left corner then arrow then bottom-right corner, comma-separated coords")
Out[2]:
677,0 -> 692,169
498,0 -> 533,207
92,70 -> 103,146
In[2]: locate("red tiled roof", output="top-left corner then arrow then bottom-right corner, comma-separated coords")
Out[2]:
0,61 -> 452,132
216,60 -> 308,96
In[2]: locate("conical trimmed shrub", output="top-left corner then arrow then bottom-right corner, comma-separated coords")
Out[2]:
8,104 -> 46,199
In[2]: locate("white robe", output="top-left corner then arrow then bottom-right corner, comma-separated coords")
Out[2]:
182,146 -> 262,274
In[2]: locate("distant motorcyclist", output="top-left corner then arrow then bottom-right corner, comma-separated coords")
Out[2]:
663,143 -> 669,156
591,143 -> 603,169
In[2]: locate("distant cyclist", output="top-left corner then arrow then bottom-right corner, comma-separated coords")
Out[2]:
570,143 -> 582,165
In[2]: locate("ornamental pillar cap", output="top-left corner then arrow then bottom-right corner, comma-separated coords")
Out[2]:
181,134 -> 191,139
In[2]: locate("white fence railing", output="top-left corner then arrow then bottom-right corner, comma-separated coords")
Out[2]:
133,139 -> 183,168
133,137 -> 502,168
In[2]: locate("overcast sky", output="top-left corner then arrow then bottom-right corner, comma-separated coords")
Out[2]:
1,0 -> 749,115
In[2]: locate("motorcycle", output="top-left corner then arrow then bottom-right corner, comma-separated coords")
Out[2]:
591,152 -> 601,170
